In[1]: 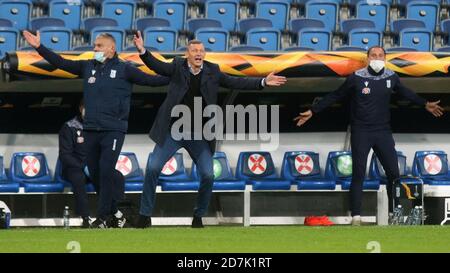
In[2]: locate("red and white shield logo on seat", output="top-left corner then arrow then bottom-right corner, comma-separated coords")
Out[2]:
248,154 -> 267,175
116,155 -> 133,176
424,154 -> 442,175
21,155 -> 41,177
295,154 -> 314,175
161,157 -> 178,175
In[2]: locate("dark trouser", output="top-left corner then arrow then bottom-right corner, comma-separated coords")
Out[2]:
140,133 -> 214,217
84,130 -> 125,219
62,168 -> 97,218
350,130 -> 400,216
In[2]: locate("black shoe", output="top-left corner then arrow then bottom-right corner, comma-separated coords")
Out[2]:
91,218 -> 108,229
81,217 -> 92,228
109,215 -> 127,228
135,215 -> 151,228
192,216 -> 204,228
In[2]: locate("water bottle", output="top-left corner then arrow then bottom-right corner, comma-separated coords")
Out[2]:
406,206 -> 418,225
63,206 -> 70,229
392,205 -> 403,225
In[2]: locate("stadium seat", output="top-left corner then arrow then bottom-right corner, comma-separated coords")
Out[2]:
49,0 -> 83,31
298,28 -> 331,51
187,18 -> 222,33
102,0 -> 136,30
153,0 -> 187,31
135,17 -> 170,34
281,151 -> 335,190
256,0 -> 290,30
0,155 -> 19,193
348,28 -> 382,50
325,151 -> 380,190
340,19 -> 376,34
30,17 -> 65,32
412,151 -> 450,185
238,18 -> 273,34
399,28 -> 432,51
115,152 -> 144,191
0,19 -> 13,28
229,45 -> 264,51
192,152 -> 246,191
205,0 -> 239,31
386,46 -> 418,52
146,152 -> 198,191
440,19 -> 450,46
246,27 -> 280,51
305,0 -> 339,31
82,17 -> 118,33
335,46 -> 365,51
143,27 -> 177,52
54,159 -> 96,193
38,26 -> 72,51
195,27 -> 229,51
356,0 -> 389,32
289,18 -> 325,34
10,152 -> 64,192
406,1 -> 439,32
0,0 -> 32,30
391,19 -> 426,34
0,27 -> 19,58
236,152 -> 291,190
91,26 -> 125,52
283,46 -> 314,51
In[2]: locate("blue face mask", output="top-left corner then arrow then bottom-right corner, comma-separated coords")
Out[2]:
94,51 -> 106,63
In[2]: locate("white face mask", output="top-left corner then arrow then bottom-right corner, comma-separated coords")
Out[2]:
94,51 -> 106,63
369,60 -> 385,73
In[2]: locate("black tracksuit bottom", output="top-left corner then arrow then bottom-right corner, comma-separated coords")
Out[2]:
350,129 -> 399,216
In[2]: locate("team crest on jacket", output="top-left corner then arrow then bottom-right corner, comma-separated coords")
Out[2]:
362,81 -> 370,94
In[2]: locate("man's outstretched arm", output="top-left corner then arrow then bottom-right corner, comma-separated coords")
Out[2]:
219,71 -> 287,90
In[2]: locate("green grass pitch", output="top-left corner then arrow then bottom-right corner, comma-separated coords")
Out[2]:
1,226 -> 450,253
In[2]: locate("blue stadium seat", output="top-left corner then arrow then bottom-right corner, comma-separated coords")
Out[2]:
82,17 -> 118,33
205,0 -> 239,31
289,18 -> 325,34
283,46 -> 314,51
386,46 -> 418,52
440,19 -> 450,46
406,1 -> 439,32
146,152 -> 198,191
391,19 -> 426,34
135,17 -> 170,34
246,28 -> 280,51
369,151 -> 408,184
229,45 -> 264,51
298,28 -> 331,51
236,152 -> 291,190
30,17 -> 65,32
0,155 -> 19,193
0,19 -> 13,27
348,28 -> 382,50
256,0 -> 290,30
399,28 -> 432,51
397,0 -> 440,7
340,19 -> 376,34
238,18 -> 272,34
153,0 -> 187,31
192,152 -> 246,191
412,151 -> 450,185
143,27 -> 177,52
39,26 -> 72,51
195,27 -> 229,51
54,159 -> 96,193
10,152 -> 64,192
0,27 -> 19,58
335,46 -> 366,51
325,151 -> 380,190
281,151 -> 335,190
49,0 -> 83,31
356,0 -> 390,32
187,18 -> 222,33
102,0 -> 136,30
305,0 -> 339,31
115,152 -> 144,191
91,26 -> 125,52
0,0 -> 32,30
